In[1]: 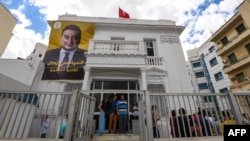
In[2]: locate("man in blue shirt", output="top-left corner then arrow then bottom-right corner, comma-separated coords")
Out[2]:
116,95 -> 128,135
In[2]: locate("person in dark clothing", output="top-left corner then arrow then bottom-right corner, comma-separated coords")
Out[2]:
170,110 -> 178,138
198,110 -> 212,136
177,108 -> 191,137
98,96 -> 109,135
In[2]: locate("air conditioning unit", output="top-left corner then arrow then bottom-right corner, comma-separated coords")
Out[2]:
245,77 -> 250,81
223,59 -> 228,64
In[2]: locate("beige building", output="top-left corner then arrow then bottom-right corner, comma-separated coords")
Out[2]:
211,0 -> 250,92
0,3 -> 17,58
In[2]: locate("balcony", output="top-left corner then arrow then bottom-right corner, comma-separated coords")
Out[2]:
88,40 -> 145,55
146,56 -> 164,66
216,28 -> 250,55
223,54 -> 250,73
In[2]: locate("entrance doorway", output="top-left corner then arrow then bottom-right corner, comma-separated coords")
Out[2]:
90,81 -> 140,133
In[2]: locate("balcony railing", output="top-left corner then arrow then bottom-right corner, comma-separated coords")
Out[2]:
223,54 -> 250,73
88,40 -> 145,55
146,56 -> 164,66
216,28 -> 250,55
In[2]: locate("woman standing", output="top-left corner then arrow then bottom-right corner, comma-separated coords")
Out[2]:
98,97 -> 109,135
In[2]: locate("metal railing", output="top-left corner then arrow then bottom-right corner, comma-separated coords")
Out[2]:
138,91 -> 250,141
0,90 -> 96,141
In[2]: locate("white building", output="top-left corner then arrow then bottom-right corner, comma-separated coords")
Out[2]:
1,15 -> 193,93
0,15 -> 194,128
187,38 -> 231,94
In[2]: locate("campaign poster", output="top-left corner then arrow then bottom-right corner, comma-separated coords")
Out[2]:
42,21 -> 95,80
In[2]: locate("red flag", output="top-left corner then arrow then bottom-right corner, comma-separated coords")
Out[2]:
119,7 -> 130,19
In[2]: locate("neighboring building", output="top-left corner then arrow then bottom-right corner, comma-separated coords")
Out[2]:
211,0 -> 250,115
187,39 -> 231,94
0,3 -> 17,58
187,39 -> 231,111
27,42 -> 47,61
211,0 -> 250,92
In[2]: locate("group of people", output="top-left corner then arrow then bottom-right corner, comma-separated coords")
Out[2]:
168,108 -> 238,138
97,94 -> 139,135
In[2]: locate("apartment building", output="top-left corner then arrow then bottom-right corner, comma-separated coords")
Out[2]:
211,0 -> 250,92
187,39 -> 231,94
0,3 -> 17,57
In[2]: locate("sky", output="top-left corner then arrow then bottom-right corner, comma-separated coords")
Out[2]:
1,0 -> 244,60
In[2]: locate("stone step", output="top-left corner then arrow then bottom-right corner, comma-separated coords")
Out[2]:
92,134 -> 140,141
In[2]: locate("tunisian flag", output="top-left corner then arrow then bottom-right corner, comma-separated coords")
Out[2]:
119,7 -> 130,19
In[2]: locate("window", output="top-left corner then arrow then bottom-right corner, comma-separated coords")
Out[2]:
236,23 -> 246,34
148,84 -> 165,93
214,72 -> 224,81
221,37 -> 229,46
209,57 -> 218,67
208,46 -> 216,53
245,43 -> 250,53
198,83 -> 208,90
228,53 -> 238,64
236,72 -> 245,83
145,40 -> 155,56
39,54 -> 42,57
195,71 -> 205,78
32,49 -> 36,53
219,88 -> 229,93
192,62 -> 201,68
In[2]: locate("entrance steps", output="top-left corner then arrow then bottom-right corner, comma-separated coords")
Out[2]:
92,134 -> 140,141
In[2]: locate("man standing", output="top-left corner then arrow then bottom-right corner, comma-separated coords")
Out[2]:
108,95 -> 118,133
42,24 -> 86,80
117,95 -> 128,135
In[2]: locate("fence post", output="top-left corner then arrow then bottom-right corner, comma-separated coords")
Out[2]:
64,90 -> 78,141
145,91 -> 154,141
228,92 -> 242,124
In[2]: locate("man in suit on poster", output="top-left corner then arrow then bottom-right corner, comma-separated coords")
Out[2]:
42,24 -> 86,80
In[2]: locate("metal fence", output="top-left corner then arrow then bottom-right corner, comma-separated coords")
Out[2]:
0,90 -> 96,141
138,91 -> 250,141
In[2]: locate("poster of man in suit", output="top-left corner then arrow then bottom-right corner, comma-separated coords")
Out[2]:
42,21 -> 95,80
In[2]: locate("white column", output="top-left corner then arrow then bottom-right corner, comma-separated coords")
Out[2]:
140,67 -> 147,90
82,66 -> 91,90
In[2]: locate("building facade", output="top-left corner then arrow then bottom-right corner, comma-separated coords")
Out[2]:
0,3 -> 17,58
187,39 -> 231,94
0,15 -> 193,115
211,0 -> 250,92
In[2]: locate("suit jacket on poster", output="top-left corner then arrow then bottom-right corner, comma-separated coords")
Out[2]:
42,48 -> 86,80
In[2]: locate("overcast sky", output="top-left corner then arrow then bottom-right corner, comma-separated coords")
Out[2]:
1,0 -> 244,60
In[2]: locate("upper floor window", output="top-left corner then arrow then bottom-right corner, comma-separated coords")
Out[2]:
198,83 -> 208,90
208,46 -> 216,53
39,54 -> 42,57
145,40 -> 156,56
219,88 -> 229,93
195,71 -> 205,78
228,53 -> 238,64
236,72 -> 245,83
245,43 -> 250,53
236,23 -> 246,34
209,57 -> 218,67
192,62 -> 201,68
32,49 -> 36,53
214,72 -> 223,81
221,37 -> 229,46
